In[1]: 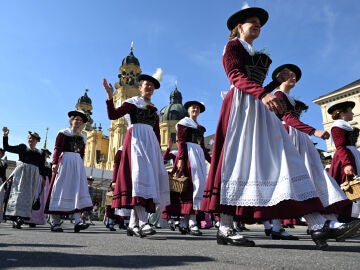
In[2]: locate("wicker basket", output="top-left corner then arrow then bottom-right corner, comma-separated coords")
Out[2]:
340,176 -> 360,201
105,191 -> 114,206
168,172 -> 190,193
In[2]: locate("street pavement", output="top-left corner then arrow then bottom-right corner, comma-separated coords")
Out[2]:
0,220 -> 359,270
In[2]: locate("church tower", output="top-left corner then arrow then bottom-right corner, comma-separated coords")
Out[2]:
76,89 -> 94,132
159,82 -> 187,150
106,44 -> 142,169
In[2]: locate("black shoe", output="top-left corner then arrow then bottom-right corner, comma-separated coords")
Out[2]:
179,226 -> 189,235
168,220 -> 176,231
264,228 -> 272,236
216,229 -> 255,247
127,226 -> 141,237
14,218 -> 23,229
109,225 -> 116,232
140,223 -> 156,237
74,222 -> 89,233
51,224 -> 63,232
233,223 -> 243,232
28,223 -> 36,228
271,229 -> 299,240
118,219 -> 127,230
189,225 -> 202,236
311,220 -> 360,249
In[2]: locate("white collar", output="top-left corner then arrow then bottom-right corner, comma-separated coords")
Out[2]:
274,90 -> 296,106
59,128 -> 87,143
238,38 -> 255,56
176,117 -> 199,131
332,119 -> 353,131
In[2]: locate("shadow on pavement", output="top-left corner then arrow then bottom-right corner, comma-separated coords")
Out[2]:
0,251 -> 214,268
258,243 -> 360,252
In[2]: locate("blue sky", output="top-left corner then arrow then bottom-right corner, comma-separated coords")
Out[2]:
1,0 -> 360,161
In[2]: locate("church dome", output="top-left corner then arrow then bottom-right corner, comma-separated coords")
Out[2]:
122,50 -> 140,66
160,87 -> 187,121
78,89 -> 92,105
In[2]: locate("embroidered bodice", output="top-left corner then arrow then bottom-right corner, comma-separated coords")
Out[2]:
244,53 -> 272,86
129,106 -> 158,128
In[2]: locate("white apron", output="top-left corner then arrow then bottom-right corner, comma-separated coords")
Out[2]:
220,88 -> 319,206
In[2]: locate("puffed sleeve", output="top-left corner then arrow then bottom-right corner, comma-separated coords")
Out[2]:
106,99 -> 135,120
176,124 -> 188,161
52,132 -> 66,165
274,91 -> 316,135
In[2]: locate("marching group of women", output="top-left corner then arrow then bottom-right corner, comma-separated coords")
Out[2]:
1,6 -> 360,250
0,110 -> 93,233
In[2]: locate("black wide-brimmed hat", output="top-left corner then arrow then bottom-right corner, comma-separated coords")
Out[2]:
272,64 -> 302,82
227,7 -> 269,30
184,101 -> 205,113
28,131 -> 41,141
138,74 -> 160,89
327,101 -> 355,115
68,109 -> 88,123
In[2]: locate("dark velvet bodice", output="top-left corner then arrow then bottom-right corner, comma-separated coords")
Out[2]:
244,53 -> 272,86
63,135 -> 85,153
129,106 -> 158,128
188,126 -> 206,144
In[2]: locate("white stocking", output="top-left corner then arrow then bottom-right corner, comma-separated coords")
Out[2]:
134,205 -> 148,227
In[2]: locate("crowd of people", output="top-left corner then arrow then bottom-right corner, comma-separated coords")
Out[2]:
1,5 -> 360,251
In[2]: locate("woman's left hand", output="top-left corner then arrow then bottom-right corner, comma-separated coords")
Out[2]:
261,93 -> 284,114
314,130 -> 330,140
177,159 -> 184,175
52,164 -> 59,174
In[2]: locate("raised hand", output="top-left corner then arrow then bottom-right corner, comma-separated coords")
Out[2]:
103,78 -> 114,100
2,127 -> 9,136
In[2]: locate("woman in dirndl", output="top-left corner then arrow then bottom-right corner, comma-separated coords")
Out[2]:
328,101 -> 360,219
162,101 -> 211,236
201,6 -> 360,249
45,110 -> 93,232
270,64 -> 352,237
2,127 -> 46,229
26,148 -> 52,227
103,73 -> 170,238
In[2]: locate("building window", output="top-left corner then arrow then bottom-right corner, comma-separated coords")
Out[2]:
171,133 -> 176,143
